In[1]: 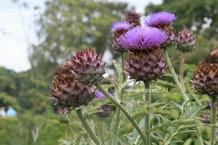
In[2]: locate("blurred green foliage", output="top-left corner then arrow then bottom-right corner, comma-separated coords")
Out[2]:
0,114 -> 73,145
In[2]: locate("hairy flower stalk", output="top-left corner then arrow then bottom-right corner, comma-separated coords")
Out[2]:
76,109 -> 101,145
66,48 -> 106,84
165,51 -> 189,101
192,48 -> 218,145
51,64 -> 96,114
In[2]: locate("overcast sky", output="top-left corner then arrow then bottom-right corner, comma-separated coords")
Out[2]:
0,0 -> 162,72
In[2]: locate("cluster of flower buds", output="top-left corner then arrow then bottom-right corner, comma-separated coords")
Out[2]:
111,11 -> 197,82
111,11 -> 141,52
145,12 -> 176,47
112,11 -> 169,81
145,11 -> 196,52
51,48 -> 106,114
111,21 -> 132,52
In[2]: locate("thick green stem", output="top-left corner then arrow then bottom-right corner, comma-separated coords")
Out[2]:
211,97 -> 217,145
165,51 -> 189,101
195,127 -> 204,145
76,109 -> 101,145
121,52 -> 126,82
95,82 -> 147,144
144,81 -> 150,145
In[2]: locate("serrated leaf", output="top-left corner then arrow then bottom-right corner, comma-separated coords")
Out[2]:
132,104 -> 148,119
131,118 -> 144,143
151,107 -> 170,115
180,104 -> 204,120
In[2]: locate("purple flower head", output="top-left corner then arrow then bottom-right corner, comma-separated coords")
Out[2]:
118,26 -> 167,50
145,12 -> 176,28
96,91 -> 114,99
111,21 -> 132,33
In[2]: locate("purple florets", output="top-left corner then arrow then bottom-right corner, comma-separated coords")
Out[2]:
145,12 -> 176,28
111,21 -> 132,32
96,91 -> 105,99
118,26 -> 167,50
96,91 -> 114,99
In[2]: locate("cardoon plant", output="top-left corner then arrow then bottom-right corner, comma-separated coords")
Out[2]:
53,48 -> 147,144
117,25 -> 167,145
48,9 -> 211,145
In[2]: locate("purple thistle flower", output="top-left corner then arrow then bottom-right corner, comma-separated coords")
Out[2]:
96,91 -> 113,99
118,26 -> 167,50
207,102 -> 212,108
96,91 -> 105,99
145,12 -> 176,28
111,21 -> 132,32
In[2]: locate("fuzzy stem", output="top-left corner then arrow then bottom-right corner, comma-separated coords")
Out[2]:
210,97 -> 217,145
121,52 -> 126,82
76,109 -> 101,145
144,81 -> 150,145
165,51 -> 189,101
95,82 -> 147,145
180,55 -> 186,92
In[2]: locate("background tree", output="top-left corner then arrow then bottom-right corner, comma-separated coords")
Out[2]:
30,0 -> 128,78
